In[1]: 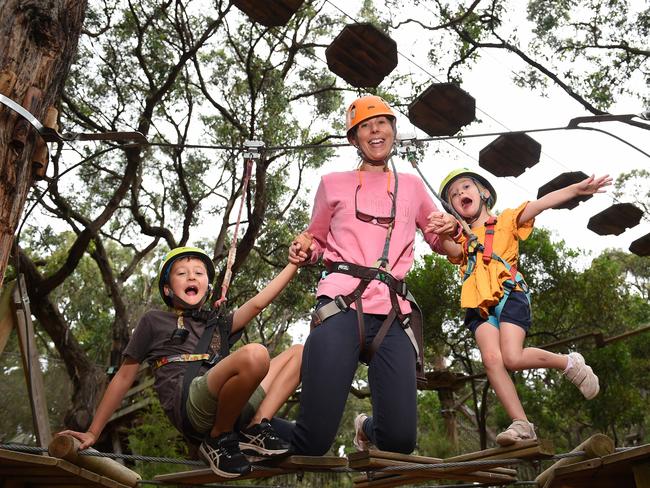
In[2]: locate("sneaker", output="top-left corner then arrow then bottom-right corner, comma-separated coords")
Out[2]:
238,419 -> 290,456
199,431 -> 251,478
353,413 -> 375,451
495,420 -> 537,447
564,352 -> 600,400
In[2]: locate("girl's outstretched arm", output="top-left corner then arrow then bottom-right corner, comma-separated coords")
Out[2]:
518,174 -> 612,224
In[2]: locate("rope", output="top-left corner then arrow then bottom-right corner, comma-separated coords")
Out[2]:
212,155 -> 255,308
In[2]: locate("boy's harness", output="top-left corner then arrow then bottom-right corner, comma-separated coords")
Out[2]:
465,217 -> 530,326
152,309 -> 229,443
312,261 -> 427,386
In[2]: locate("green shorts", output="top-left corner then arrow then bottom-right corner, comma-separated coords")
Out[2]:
185,373 -> 265,434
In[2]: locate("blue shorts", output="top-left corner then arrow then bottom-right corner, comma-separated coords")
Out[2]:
464,290 -> 531,335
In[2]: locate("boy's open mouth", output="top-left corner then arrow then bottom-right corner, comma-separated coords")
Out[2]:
185,285 -> 199,296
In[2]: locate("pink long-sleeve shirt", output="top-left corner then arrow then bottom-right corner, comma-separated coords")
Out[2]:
307,169 -> 446,315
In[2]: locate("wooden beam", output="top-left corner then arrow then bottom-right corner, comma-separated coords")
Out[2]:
13,275 -> 51,446
0,280 -> 16,354
48,435 -> 141,487
0,448 -> 131,487
535,434 -> 615,487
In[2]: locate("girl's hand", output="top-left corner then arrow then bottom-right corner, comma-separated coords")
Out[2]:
426,212 -> 458,236
575,174 -> 612,195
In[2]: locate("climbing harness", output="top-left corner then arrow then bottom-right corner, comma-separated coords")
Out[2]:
212,141 -> 262,308
463,217 -> 531,327
311,149 -> 428,385
152,142 -> 262,441
395,139 -> 530,327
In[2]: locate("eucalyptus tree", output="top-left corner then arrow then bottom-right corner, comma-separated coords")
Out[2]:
14,0 -> 345,431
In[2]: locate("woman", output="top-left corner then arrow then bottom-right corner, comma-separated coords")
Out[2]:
288,95 -> 459,455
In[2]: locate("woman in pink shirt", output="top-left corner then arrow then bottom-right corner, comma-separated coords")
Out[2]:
288,95 -> 458,455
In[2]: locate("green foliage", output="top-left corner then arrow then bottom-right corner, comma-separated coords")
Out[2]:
126,391 -> 189,479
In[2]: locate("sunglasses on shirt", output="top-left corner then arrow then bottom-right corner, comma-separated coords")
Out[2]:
354,184 -> 395,226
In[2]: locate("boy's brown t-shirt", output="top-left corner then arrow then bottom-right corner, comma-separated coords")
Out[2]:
124,309 -> 240,432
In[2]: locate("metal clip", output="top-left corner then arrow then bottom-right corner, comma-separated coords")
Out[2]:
242,140 -> 265,160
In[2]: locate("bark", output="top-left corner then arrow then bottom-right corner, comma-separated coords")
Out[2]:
0,0 -> 89,285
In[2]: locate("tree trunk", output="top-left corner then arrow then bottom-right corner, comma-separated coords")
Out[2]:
0,0 -> 88,285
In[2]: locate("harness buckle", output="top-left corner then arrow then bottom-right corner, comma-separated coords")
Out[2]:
204,353 -> 221,367
334,294 -> 349,311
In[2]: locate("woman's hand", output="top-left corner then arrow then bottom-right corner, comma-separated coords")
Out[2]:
289,231 -> 313,266
426,211 -> 459,236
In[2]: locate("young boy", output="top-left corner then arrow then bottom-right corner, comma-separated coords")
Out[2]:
429,169 -> 610,445
60,242 -> 308,477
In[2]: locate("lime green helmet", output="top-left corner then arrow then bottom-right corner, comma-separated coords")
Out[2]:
439,168 -> 497,209
158,247 -> 215,306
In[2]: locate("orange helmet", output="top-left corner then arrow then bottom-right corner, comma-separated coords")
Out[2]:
346,95 -> 395,141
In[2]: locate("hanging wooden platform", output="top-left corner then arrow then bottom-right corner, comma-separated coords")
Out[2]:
545,443 -> 650,488
153,454 -> 348,485
351,439 -> 553,487
587,202 -> 643,236
0,448 -> 131,488
537,171 -> 592,210
479,132 -> 541,177
630,233 -> 650,257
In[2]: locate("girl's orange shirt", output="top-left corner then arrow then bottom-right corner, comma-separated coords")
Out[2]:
450,201 -> 534,319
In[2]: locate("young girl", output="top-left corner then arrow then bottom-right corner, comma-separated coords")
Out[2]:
433,168 -> 610,446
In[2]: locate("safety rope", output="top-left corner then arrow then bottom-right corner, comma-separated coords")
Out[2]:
212,141 -> 262,308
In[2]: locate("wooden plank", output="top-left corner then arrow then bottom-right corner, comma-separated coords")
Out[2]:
107,397 -> 154,422
0,449 -> 132,488
633,462 -> 650,488
0,280 -> 16,355
353,467 -> 516,488
13,275 -> 52,446
602,444 -> 650,467
154,455 -> 346,485
444,438 -> 554,462
348,449 -> 442,469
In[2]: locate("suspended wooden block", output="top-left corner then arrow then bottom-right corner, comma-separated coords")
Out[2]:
479,133 -> 541,177
232,0 -> 304,27
629,233 -> 650,256
587,203 -> 643,236
537,171 -> 592,210
408,83 -> 476,136
325,23 -> 397,88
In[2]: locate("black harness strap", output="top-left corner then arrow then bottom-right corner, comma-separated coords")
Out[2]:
177,309 -> 223,443
314,261 -> 426,384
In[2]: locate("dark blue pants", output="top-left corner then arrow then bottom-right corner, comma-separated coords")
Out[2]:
289,299 -> 417,455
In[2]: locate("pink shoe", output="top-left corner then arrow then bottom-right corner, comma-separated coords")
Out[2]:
495,420 -> 536,447
565,352 -> 600,400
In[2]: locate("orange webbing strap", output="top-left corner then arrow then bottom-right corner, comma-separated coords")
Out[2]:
482,216 -> 497,264
153,353 -> 210,370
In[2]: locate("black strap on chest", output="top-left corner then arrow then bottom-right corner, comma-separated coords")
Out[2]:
178,308 -> 225,443
312,261 -> 427,387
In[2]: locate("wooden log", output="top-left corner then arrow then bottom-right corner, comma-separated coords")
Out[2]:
535,433 -> 614,487
10,86 -> 42,151
48,434 -> 141,487
0,70 -> 17,96
33,106 -> 58,179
